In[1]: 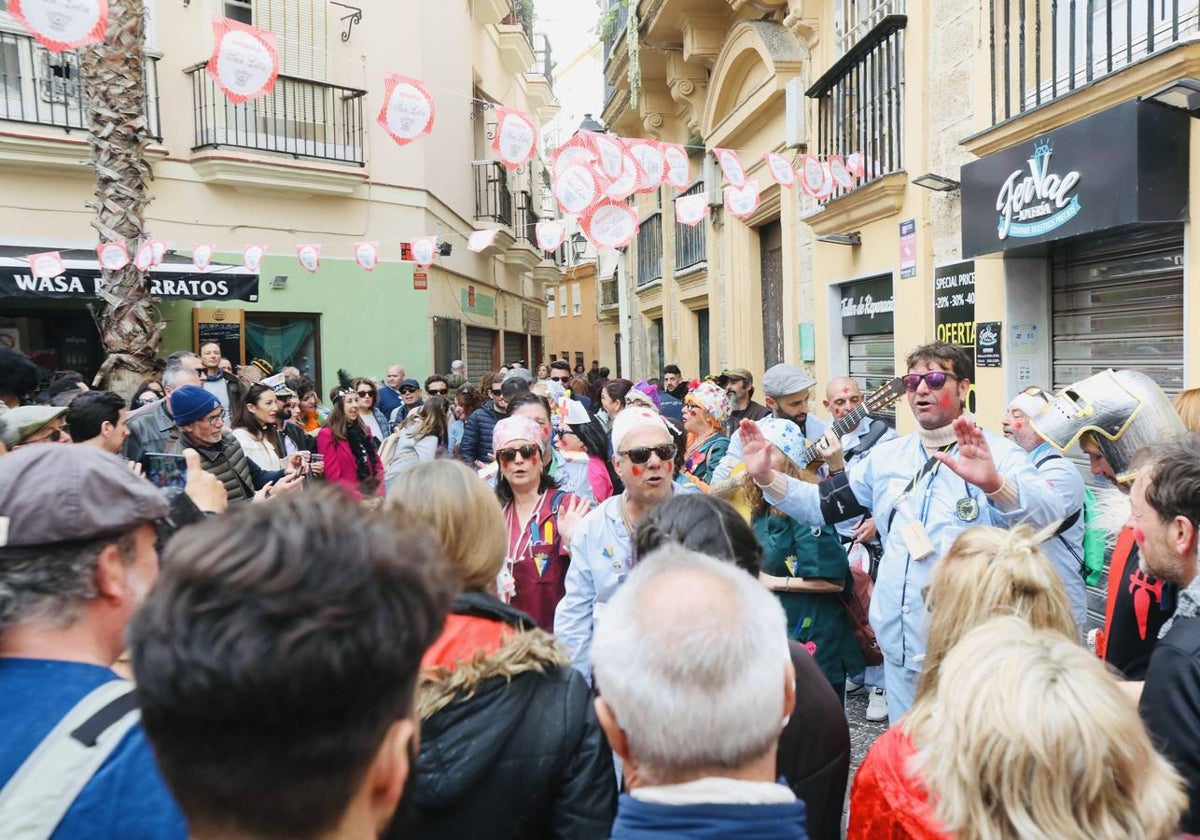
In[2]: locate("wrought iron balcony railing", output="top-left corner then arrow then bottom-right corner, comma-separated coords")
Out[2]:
185,62 -> 366,165
0,30 -> 161,140
674,181 -> 707,271
473,160 -> 513,226
637,211 -> 663,286
531,34 -> 554,86
514,189 -> 539,245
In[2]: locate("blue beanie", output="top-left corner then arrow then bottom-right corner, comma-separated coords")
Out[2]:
169,385 -> 222,427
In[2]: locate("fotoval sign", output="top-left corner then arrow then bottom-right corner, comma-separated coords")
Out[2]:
961,101 -> 1188,257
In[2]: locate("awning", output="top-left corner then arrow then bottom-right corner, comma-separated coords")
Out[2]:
0,247 -> 259,302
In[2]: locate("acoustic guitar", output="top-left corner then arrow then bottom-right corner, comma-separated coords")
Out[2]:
793,377 -> 907,483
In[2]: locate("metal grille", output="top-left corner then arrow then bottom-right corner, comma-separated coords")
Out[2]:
466,327 -> 497,379
473,161 -> 513,226
836,0 -> 907,53
636,211 -> 663,286
807,16 -> 905,200
513,190 -> 539,245
988,0 -> 1200,124
849,334 -> 897,428
674,181 -> 707,271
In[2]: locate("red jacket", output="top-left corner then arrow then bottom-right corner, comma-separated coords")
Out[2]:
316,427 -> 384,500
848,728 -> 950,840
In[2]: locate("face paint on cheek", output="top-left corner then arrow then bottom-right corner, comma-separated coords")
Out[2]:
1131,525 -> 1146,547
1013,420 -> 1023,430
938,392 -> 953,411
631,465 -> 643,477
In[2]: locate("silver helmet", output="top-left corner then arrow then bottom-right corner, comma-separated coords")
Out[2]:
1030,369 -> 1184,485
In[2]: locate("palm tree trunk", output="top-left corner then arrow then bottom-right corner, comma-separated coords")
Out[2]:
82,0 -> 161,398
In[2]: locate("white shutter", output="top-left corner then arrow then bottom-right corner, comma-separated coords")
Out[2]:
254,0 -> 327,80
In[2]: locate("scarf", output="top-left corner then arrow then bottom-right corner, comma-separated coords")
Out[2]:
345,422 -> 379,491
1160,572 -> 1200,638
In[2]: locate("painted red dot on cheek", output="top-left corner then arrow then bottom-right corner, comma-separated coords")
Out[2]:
938,392 -> 953,410
631,465 -> 643,476
1131,525 -> 1146,546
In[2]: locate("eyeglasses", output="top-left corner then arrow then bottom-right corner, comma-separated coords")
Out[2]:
619,443 -> 677,464
550,375 -> 570,383
681,402 -> 699,413
356,390 -> 374,398
490,388 -> 504,396
902,371 -> 959,392
26,426 -> 65,443
496,444 -> 541,463
427,388 -> 448,396
399,387 -> 418,394
201,412 -> 224,427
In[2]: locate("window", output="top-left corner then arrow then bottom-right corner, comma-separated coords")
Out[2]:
546,286 -> 555,318
572,283 -> 581,316
236,0 -> 328,80
224,0 -> 253,24
834,0 -> 905,53
559,284 -> 568,316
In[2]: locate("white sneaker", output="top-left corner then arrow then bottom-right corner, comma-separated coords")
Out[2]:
865,687 -> 888,722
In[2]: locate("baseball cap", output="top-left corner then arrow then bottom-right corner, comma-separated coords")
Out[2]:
0,405 -> 67,447
761,364 -> 817,398
724,367 -> 753,383
0,445 -> 169,550
399,378 -> 421,390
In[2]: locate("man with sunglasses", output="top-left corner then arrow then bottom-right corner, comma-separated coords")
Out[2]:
460,373 -> 509,468
0,405 -> 71,449
387,378 -> 425,427
425,375 -> 450,401
740,341 -> 1062,724
555,407 -> 685,681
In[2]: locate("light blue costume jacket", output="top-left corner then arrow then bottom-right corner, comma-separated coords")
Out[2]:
834,416 -> 898,541
765,427 -> 1063,672
1028,441 -> 1088,634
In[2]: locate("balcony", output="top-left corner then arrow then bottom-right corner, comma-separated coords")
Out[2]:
988,0 -> 1200,125
0,30 -> 161,171
636,211 -> 663,287
530,34 -> 554,86
473,160 -> 513,226
513,189 -> 539,245
674,181 -> 707,272
807,15 -> 906,202
186,62 -> 366,166
599,275 -> 620,309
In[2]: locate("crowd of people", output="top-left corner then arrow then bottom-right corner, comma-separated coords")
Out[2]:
3,338 -> 1200,840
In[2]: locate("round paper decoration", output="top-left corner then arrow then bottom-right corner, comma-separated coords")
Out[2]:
602,151 -> 642,201
243,245 -> 265,272
11,0 -> 107,53
765,152 -> 797,188
798,155 -> 825,196
297,244 -> 321,274
468,229 -> 500,252
96,241 -> 129,271
552,140 -> 595,177
724,181 -> 760,218
845,152 -> 865,178
150,240 -> 167,266
192,244 -> 215,272
134,242 -> 155,272
627,139 -> 665,192
536,220 -> 566,252
378,74 -> 435,147
492,107 -> 537,169
713,148 -> 746,187
580,200 -> 638,250
28,251 -> 64,279
674,192 -> 709,226
208,18 -> 279,104
410,236 -> 438,267
354,241 -> 379,271
553,163 -> 600,216
587,131 -> 626,179
828,155 -> 855,189
662,143 -> 691,190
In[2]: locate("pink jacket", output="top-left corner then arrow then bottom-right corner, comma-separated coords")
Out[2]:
316,427 -> 384,500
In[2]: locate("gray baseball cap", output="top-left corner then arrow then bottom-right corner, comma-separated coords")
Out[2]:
0,445 -> 169,550
761,364 -> 817,398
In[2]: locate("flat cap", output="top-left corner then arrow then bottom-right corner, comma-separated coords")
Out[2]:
761,363 -> 817,398
0,445 -> 169,550
0,405 -> 66,447
724,367 -> 753,383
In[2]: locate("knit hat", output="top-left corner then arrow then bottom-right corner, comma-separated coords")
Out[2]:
761,363 -> 817,398
1008,386 -> 1052,418
757,416 -> 809,470
611,406 -> 671,452
493,415 -> 546,455
169,385 -> 222,427
685,380 -> 731,430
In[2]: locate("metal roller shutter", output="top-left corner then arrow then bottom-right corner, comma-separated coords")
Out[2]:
503,333 -> 527,366
1051,224 -> 1184,633
466,327 -> 496,380
849,334 -> 897,428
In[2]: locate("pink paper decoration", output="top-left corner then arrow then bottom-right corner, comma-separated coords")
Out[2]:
296,244 -> 321,273
553,164 -> 601,216
492,107 -> 537,169
535,220 -> 566,252
378,74 -> 435,147
133,242 -> 155,271
627,139 -> 666,192
586,131 -> 626,179
674,192 -> 709,226
242,245 -> 265,272
96,241 -> 129,271
845,152 -> 865,178
192,244 -> 215,272
798,155 -> 825,196
662,143 -> 691,190
11,0 -> 107,53
28,251 -> 64,279
467,229 -> 501,252
712,148 -> 746,187
552,139 -> 595,176
207,18 -> 279,104
580,200 -> 638,250
764,152 -> 797,188
410,236 -> 438,267
602,151 -> 643,201
828,155 -> 855,189
150,240 -> 167,266
724,181 -> 760,218
354,241 -> 379,271
814,163 -> 835,199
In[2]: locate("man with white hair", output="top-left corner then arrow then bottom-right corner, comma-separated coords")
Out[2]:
592,546 -> 807,838
555,407 -> 684,679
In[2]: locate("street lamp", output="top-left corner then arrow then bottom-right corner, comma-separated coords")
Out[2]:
578,113 -> 605,133
1143,78 -> 1200,113
911,173 -> 961,192
569,232 -> 588,264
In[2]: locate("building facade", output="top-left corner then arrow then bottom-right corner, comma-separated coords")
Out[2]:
0,0 -> 564,396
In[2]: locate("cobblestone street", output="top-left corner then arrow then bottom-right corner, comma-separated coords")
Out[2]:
840,687 -> 889,836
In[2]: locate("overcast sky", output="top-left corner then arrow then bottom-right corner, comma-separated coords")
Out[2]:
537,0 -> 601,62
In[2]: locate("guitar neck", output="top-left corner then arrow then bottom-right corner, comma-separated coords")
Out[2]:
801,405 -> 869,464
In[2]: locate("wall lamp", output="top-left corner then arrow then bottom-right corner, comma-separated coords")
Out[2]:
816,233 -> 861,246
912,173 -> 961,191
1143,78 -> 1200,113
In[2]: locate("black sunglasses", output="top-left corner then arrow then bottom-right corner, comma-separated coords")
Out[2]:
550,375 -> 570,383
619,443 -> 677,464
399,386 -> 419,394
356,389 -> 374,397
902,371 -> 958,392
427,388 -> 448,396
496,444 -> 541,463
490,388 -> 504,396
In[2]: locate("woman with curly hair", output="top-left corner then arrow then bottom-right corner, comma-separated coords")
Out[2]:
316,389 -> 383,501
680,380 -> 730,487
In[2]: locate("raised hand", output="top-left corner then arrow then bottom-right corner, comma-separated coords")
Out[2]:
557,496 -> 592,546
739,419 -> 775,485
932,416 -> 1003,493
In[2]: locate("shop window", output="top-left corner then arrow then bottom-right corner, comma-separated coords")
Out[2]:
246,314 -> 320,383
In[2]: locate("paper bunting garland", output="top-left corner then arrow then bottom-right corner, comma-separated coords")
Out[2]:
535,220 -> 566,252
674,192 -> 709,226
208,18 -> 279,105
765,152 -> 797,188
28,251 -> 64,279
243,245 -> 265,272
724,181 -> 760,218
844,152 -> 865,179
11,0 -> 107,53
354,241 -> 379,271
410,236 -> 438,267
587,131 -> 626,180
378,73 -> 435,147
580,200 -> 638,250
662,143 -> 691,190
96,242 -> 129,271
192,244 -> 215,272
297,244 -> 321,273
552,141 -> 594,177
627,139 -> 665,193
712,148 -> 746,187
467,229 -> 500,252
133,241 -> 154,271
798,155 -> 824,196
150,240 -> 167,266
828,155 -> 854,189
602,151 -> 642,202
553,164 -> 600,216
492,107 -> 537,169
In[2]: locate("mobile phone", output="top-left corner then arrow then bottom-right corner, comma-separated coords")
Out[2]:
142,452 -> 188,491
309,452 -> 324,476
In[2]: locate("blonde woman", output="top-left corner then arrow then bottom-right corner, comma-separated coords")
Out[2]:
383,461 -> 615,840
848,525 -> 1078,839
914,616 -> 1186,840
1175,387 -> 1200,431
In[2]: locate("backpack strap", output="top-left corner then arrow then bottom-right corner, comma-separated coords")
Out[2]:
0,680 -> 140,840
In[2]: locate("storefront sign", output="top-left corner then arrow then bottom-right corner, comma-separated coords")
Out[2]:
962,101 -> 1188,257
933,261 -> 975,347
840,274 -> 894,336
976,321 -> 1002,367
0,262 -> 259,302
899,220 -> 916,279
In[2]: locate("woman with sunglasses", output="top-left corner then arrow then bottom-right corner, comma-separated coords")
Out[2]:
316,390 -> 384,502
381,396 -> 450,490
351,377 -> 390,443
680,380 -> 731,488
492,415 -> 591,632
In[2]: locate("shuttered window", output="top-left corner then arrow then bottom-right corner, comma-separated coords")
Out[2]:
466,327 -> 496,379
253,0 -> 328,80
849,334 -> 896,428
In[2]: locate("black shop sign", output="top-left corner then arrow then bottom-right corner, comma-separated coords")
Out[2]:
840,274 -> 894,335
961,100 -> 1189,257
0,263 -> 259,302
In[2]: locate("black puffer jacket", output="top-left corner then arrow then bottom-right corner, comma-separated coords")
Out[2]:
395,592 -> 616,840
